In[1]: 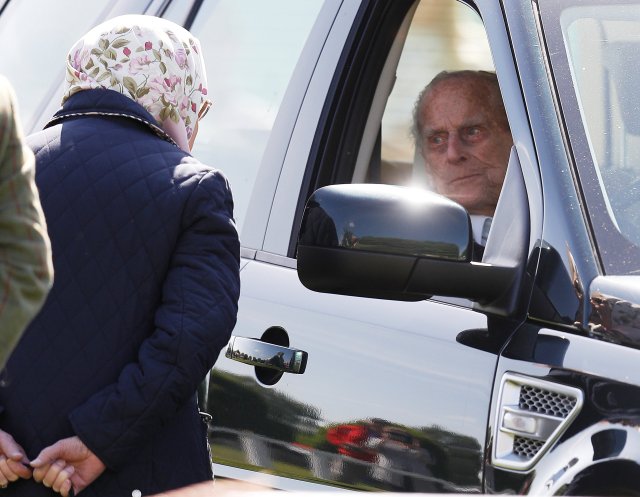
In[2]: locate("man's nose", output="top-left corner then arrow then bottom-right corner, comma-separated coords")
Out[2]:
447,134 -> 467,162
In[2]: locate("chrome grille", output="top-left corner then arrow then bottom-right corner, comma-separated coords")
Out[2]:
493,373 -> 583,471
513,436 -> 545,458
519,385 -> 577,418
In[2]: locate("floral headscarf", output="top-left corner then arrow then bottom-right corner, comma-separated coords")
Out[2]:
64,15 -> 208,151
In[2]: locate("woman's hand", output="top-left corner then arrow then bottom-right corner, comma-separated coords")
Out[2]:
31,436 -> 106,496
0,429 -> 32,488
32,458 -> 75,496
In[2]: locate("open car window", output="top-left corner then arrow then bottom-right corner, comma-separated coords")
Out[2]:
355,0 -> 495,190
291,0 -> 508,307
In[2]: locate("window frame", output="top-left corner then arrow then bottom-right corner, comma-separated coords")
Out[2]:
287,0 -> 416,259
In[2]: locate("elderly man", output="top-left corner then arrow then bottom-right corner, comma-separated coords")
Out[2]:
412,70 -> 513,253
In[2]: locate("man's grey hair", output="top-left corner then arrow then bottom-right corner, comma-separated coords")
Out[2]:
410,70 -> 508,149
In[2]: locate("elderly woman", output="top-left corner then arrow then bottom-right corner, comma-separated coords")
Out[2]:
0,15 -> 239,497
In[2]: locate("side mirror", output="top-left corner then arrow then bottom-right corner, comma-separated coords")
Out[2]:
297,184 -> 516,303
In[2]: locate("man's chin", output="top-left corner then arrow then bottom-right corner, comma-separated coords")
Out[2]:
447,195 -> 490,216
445,192 -> 477,208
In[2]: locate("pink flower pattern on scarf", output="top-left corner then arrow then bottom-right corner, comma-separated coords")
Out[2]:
63,15 -> 208,149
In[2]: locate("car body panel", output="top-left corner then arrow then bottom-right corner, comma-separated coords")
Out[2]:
486,324 -> 640,494
210,257 -> 495,491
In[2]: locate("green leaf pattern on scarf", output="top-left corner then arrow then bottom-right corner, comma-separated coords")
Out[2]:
63,18 -> 208,142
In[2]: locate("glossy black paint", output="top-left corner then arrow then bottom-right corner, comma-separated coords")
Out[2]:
481,2 -> 640,492
298,184 -> 519,303
588,276 -> 640,350
488,324 -> 640,495
297,183 -> 473,301
299,184 -> 473,260
206,1 -> 501,491
526,242 -> 584,326
207,268 -> 495,492
292,1 -> 640,494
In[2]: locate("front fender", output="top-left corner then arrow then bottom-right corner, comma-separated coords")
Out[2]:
528,423 -> 640,495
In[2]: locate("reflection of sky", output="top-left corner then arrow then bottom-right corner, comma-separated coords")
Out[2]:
0,0 -> 106,129
314,185 -> 468,253
189,0 -> 323,231
225,261 -> 495,441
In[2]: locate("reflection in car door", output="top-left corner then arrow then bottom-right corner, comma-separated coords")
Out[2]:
212,257 -> 497,491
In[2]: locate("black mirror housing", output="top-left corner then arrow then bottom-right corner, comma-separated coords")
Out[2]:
297,184 -> 516,304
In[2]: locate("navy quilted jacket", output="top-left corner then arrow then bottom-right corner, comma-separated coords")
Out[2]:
0,89 -> 240,496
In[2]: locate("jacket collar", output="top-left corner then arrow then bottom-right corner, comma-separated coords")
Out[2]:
45,89 -> 178,147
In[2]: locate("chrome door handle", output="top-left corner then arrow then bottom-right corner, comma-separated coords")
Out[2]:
225,336 -> 308,374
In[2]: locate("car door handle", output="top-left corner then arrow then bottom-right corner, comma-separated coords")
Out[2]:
225,336 -> 308,374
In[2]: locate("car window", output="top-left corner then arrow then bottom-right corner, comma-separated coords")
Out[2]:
538,0 -> 640,275
188,0 -> 323,232
298,0 -> 498,215
562,6 -> 640,247
373,1 -> 494,189
377,0 -> 497,306
281,0 -> 504,307
0,0 -> 120,130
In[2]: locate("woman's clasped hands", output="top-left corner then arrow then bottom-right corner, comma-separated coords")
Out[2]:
0,429 -> 105,496
0,429 -> 32,489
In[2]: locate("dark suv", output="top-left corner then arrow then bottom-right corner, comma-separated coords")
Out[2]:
2,0 -> 640,494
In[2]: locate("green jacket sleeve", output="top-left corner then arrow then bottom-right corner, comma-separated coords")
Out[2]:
0,75 -> 53,367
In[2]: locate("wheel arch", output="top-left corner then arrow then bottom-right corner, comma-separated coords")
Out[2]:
526,425 -> 640,495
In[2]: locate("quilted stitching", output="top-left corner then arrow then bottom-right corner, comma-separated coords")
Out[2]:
0,90 -> 240,496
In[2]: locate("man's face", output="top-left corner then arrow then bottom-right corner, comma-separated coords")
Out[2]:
419,78 -> 513,216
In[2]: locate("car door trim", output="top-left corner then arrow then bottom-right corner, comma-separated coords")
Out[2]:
241,247 -> 297,270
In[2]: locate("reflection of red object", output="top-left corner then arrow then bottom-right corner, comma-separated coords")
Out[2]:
326,424 -> 376,462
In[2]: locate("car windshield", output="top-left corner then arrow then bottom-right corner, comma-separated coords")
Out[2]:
539,0 -> 640,274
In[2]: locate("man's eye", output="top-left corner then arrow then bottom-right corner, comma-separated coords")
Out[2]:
428,135 -> 446,146
465,127 -> 482,138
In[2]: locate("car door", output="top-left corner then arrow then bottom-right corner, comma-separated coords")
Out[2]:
207,0 -> 535,491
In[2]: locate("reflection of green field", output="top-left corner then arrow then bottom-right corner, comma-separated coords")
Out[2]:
212,447 -> 376,491
356,236 -> 460,259
212,445 -> 245,467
